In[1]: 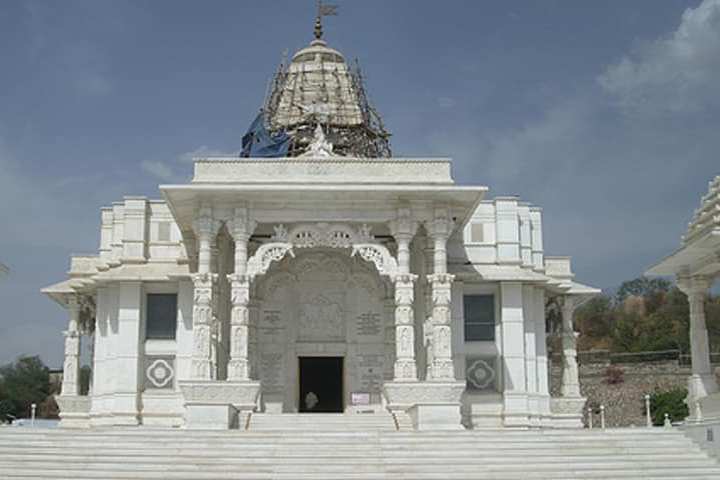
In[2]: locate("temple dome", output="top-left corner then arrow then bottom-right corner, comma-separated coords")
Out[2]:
291,39 -> 345,63
262,36 -> 391,157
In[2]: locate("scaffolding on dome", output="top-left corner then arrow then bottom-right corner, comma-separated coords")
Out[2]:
259,56 -> 392,158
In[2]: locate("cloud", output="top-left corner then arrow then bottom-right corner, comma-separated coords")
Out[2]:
178,145 -> 235,163
431,0 -> 720,289
598,0 -> 720,115
23,2 -> 114,97
141,146 -> 236,182
141,160 -> 177,182
0,138 -> 123,366
437,96 -> 456,108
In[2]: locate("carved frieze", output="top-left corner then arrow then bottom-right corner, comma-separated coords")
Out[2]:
298,293 -> 345,341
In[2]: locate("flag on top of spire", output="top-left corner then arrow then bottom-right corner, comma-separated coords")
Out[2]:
319,2 -> 338,17
314,1 -> 338,39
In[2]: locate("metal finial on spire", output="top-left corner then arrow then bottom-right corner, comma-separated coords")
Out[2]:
315,1 -> 338,40
314,14 -> 323,40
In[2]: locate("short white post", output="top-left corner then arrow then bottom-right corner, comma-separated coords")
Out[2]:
587,407 -> 593,429
600,404 -> 606,430
663,413 -> 672,428
30,403 -> 36,428
695,400 -> 703,422
644,394 -> 652,428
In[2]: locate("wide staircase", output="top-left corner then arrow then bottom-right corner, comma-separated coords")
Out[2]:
248,412 -> 398,431
1,421 -> 720,479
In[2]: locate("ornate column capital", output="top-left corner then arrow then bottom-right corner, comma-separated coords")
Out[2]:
429,273 -> 454,310
388,207 -> 419,241
226,206 -> 258,242
677,275 -> 713,297
424,206 -> 455,241
427,272 -> 455,285
192,272 -> 218,287
192,205 -> 222,240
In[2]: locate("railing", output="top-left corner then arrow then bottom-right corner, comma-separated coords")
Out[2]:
559,349 -> 720,366
586,393 -> 697,429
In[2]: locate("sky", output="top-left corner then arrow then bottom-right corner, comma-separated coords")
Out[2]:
1,0 -> 719,367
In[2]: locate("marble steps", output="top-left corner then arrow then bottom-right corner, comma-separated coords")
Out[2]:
0,424 -> 690,434
248,413 -> 397,431
0,432 -> 702,442
0,451 -> 713,467
0,439 -> 703,453
3,465 -> 720,480
1,428 -> 720,479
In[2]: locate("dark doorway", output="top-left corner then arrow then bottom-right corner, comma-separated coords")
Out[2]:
298,357 -> 343,413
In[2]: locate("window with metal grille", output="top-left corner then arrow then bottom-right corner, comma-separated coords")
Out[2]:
146,294 -> 177,340
463,295 -> 495,341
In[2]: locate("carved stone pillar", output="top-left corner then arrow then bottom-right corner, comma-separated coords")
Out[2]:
426,207 -> 455,381
191,273 -> 216,380
227,274 -> 251,381
226,207 -> 257,382
679,275 -> 719,402
394,274 -> 418,381
559,296 -> 581,398
248,296 -> 261,381
383,292 -> 396,381
428,274 -> 454,380
190,206 -> 220,380
61,294 -> 82,396
389,207 -> 419,382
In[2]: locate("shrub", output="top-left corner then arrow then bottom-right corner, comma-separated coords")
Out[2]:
604,365 -> 624,385
650,388 -> 688,426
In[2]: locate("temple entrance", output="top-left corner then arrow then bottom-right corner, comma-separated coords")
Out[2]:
298,357 -> 344,413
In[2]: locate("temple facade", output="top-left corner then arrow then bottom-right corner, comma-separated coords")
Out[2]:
42,30 -> 599,431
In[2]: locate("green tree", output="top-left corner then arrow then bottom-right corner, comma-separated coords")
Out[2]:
616,277 -> 670,304
0,356 -> 50,421
575,295 -> 614,350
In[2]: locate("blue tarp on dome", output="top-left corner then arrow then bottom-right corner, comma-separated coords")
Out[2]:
240,111 -> 290,158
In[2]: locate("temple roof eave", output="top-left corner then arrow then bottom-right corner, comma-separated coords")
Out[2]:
160,181 -> 487,262
41,263 -> 193,307
646,228 -> 720,277
450,264 -> 602,297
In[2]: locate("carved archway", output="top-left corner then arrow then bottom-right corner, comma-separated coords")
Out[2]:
246,223 -> 398,280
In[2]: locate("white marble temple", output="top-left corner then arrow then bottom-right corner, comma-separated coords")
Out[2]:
42,32 -> 600,431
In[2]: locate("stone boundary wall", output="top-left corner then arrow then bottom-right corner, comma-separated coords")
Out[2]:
548,351 -> 720,427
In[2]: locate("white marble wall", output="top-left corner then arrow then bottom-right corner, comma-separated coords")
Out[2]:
89,281 -> 192,427
78,194 -> 559,428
